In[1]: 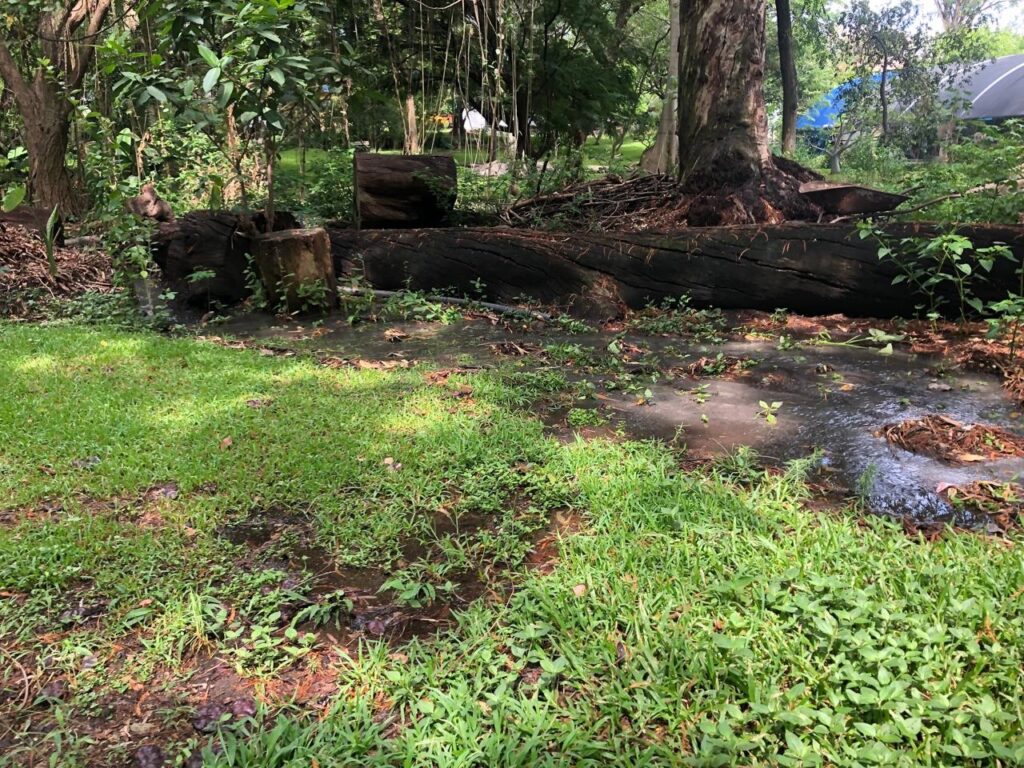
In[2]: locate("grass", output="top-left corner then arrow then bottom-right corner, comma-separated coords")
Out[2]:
2,322 -> 1024,766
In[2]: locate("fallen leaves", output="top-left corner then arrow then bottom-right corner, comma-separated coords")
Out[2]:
939,481 -> 1024,530
878,415 -> 1024,464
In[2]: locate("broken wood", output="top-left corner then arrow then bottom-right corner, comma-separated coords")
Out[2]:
329,223 -> 1024,319
799,181 -> 908,215
354,154 -> 457,229
253,227 -> 337,313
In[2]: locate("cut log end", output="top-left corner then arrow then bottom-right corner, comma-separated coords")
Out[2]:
253,227 -> 337,313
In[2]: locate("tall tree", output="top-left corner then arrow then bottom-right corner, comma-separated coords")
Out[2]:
776,0 -> 799,155
676,0 -> 817,224
641,0 -> 679,173
933,0 -> 1021,31
0,0 -> 118,211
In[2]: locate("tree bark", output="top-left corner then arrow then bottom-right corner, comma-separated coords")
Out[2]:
328,224 -> 1024,319
776,0 -> 799,156
353,154 -> 457,228
640,0 -> 680,174
677,0 -> 771,187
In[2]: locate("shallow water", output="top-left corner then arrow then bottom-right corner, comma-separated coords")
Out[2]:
214,314 -> 1024,528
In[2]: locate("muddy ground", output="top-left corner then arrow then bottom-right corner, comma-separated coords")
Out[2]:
212,308 -> 1024,532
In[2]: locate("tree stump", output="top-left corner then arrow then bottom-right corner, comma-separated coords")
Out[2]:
354,154 -> 457,228
253,227 -> 337,313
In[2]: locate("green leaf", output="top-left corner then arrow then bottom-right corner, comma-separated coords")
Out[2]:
239,111 -> 259,124
203,67 -> 221,93
269,67 -> 286,86
258,29 -> 282,43
145,85 -> 167,104
1,184 -> 26,213
197,43 -> 220,69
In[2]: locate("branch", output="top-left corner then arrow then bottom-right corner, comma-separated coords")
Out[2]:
0,38 -> 31,107
69,0 -> 112,90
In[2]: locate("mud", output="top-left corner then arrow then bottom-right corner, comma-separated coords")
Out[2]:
211,312 -> 1024,529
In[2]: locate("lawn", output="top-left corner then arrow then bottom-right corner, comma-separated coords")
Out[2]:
2,322 -> 1023,766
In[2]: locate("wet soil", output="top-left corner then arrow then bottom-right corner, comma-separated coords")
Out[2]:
211,311 -> 1024,530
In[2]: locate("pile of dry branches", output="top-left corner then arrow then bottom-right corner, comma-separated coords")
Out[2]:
0,224 -> 112,317
505,174 -> 690,231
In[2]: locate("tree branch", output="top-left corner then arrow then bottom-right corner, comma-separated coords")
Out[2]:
70,0 -> 113,90
0,38 -> 31,108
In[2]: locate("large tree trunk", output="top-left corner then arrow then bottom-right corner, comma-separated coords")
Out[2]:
677,0 -> 771,186
676,0 -> 815,224
776,0 -> 799,156
328,224 -> 1024,320
23,96 -> 76,213
640,0 -> 680,174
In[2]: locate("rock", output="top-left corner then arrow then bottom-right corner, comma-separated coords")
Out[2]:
133,745 -> 167,768
229,697 -> 257,719
192,702 -> 229,733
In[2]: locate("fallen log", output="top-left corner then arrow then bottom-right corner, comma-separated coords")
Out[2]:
354,154 -> 457,229
329,223 -> 1024,319
153,211 -> 255,306
152,210 -> 300,307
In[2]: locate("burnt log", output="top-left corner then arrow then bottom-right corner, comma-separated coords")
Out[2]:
253,228 -> 337,313
153,211 -> 254,306
354,154 -> 457,228
329,223 -> 1024,319
153,210 -> 301,307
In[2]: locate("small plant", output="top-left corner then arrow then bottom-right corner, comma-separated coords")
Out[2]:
757,400 -> 782,425
863,221 -> 1015,321
566,408 -> 608,429
43,205 -> 60,278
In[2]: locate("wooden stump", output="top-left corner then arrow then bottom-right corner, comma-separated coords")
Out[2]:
253,227 -> 337,313
354,154 -> 457,228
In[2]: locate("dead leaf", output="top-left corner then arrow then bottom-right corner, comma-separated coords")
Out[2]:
572,583 -> 587,598
220,437 -> 233,450
958,453 -> 987,463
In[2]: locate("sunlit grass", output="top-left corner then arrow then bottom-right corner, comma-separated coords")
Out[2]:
1,323 -> 1023,767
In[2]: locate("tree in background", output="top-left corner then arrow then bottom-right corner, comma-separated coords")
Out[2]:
0,0 -> 124,211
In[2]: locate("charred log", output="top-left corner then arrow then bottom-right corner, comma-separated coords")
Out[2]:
354,154 -> 457,229
330,224 -> 1024,320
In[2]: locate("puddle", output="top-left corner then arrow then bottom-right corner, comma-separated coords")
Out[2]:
211,315 -> 1024,529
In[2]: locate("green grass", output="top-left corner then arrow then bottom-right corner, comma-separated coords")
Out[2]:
2,323 -> 1024,766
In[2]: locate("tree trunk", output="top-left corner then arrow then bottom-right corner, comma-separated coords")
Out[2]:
328,223 -> 1024,320
776,0 -> 799,156
23,94 -> 75,213
404,92 -> 420,155
677,0 -> 771,187
675,0 -> 817,224
640,0 -> 680,174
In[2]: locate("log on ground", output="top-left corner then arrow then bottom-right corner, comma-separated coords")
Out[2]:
354,154 -> 457,228
329,223 -> 1024,318
253,227 -> 337,313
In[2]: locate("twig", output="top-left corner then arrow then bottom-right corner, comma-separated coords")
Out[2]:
337,286 -> 551,321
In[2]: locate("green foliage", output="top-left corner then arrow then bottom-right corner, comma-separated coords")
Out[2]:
864,222 -> 1016,320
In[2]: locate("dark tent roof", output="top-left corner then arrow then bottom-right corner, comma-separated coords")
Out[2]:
798,54 -> 1024,130
949,53 -> 1024,120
